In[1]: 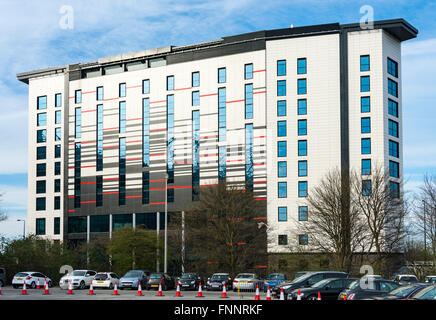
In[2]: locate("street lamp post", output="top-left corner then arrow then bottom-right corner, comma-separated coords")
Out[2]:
17,219 -> 25,239
423,200 -> 427,261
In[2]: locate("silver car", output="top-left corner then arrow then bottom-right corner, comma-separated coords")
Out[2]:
232,273 -> 263,292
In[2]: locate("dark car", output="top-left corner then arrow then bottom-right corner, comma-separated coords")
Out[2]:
206,273 -> 232,291
147,272 -> 175,291
263,273 -> 287,292
0,267 -> 6,287
178,273 -> 201,291
272,271 -> 350,300
288,277 -> 358,300
338,279 -> 400,300
368,284 -> 428,300
409,284 -> 436,300
393,274 -> 419,286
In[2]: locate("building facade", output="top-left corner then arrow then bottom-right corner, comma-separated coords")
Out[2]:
17,19 -> 417,252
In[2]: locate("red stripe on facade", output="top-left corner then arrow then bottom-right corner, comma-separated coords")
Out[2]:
254,265 -> 268,268
226,159 -> 244,163
103,145 -> 119,149
103,192 -> 119,195
254,136 -> 265,139
253,217 -> 267,220
200,184 -> 219,187
253,69 -> 266,73
82,109 -> 96,113
81,165 -> 96,168
175,161 -> 192,164
126,195 -> 142,198
150,179 -> 166,182
200,93 -> 218,97
80,201 -> 96,204
103,127 -> 119,131
103,97 -> 120,101
253,91 -> 266,94
103,177 -> 119,181
68,196 -> 74,199
174,87 -> 192,91
253,163 -> 265,166
150,202 -> 166,205
126,85 -> 142,89
150,153 -> 165,157
126,118 -> 142,122
255,198 -> 267,201
68,209 -> 75,212
127,140 -> 142,144
200,154 -> 218,158
226,99 -> 245,104
254,180 -> 267,184
150,128 -> 166,132
82,140 -> 97,144
81,181 -> 96,185
83,91 -> 96,95
127,157 -> 142,161
200,134 -> 218,139
150,100 -> 166,104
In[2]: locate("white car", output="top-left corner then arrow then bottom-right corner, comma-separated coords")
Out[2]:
59,270 -> 97,289
232,273 -> 263,292
92,272 -> 120,289
12,272 -> 52,289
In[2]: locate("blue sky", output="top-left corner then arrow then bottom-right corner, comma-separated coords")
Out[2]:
0,0 -> 435,237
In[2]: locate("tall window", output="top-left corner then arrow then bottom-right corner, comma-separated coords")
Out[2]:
167,95 -> 175,183
37,130 -> 46,143
55,93 -> 62,107
74,143 -> 81,208
361,117 -> 371,133
360,76 -> 370,92
361,97 -> 370,113
55,162 -> 61,175
279,235 -> 288,245
75,90 -> 82,104
277,60 -> 286,76
96,175 -> 103,207
37,163 -> 46,177
218,146 -> 226,181
55,145 -> 61,158
277,100 -> 286,117
389,140 -> 399,158
142,99 -> 150,167
37,96 -> 47,110
298,181 -> 308,197
54,196 -> 60,210
278,141 -> 287,157
298,119 -> 307,135
297,79 -> 307,94
245,64 -> 253,79
36,180 -> 46,194
278,161 -> 287,177
55,127 -> 61,141
37,113 -> 47,126
388,99 -> 398,117
142,171 -> 150,205
37,146 -> 46,160
119,101 -> 126,133
218,88 -> 226,142
278,182 -> 287,198
388,120 -> 399,138
388,79 -> 398,97
298,206 -> 308,221
277,120 -> 286,137
36,198 -> 46,211
55,110 -> 62,124
97,104 -> 103,171
218,68 -> 226,83
298,140 -> 307,156
245,124 -> 254,192
299,234 -> 308,245
192,91 -> 200,106
245,84 -> 253,119
298,99 -> 307,115
119,83 -> 126,97
119,138 -> 126,205
278,207 -> 287,222
75,108 -> 81,138
36,218 -> 46,235
54,217 -> 60,235
192,110 -> 200,200
390,181 -> 400,198
142,79 -> 150,94
97,86 -> 104,101
192,72 -> 200,87
362,180 -> 372,196
360,55 -> 370,71
54,179 -> 61,192
361,138 -> 371,154
389,160 -> 400,178
387,58 -> 398,78
298,160 -> 308,177
297,58 -> 307,74
167,76 -> 174,90
277,80 -> 286,96
362,159 -> 371,175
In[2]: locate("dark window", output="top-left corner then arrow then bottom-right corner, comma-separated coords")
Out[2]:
36,197 -> 46,211
278,182 -> 287,198
90,215 -> 109,232
113,214 -> 133,230
278,207 -> 287,222
54,196 -> 60,210
277,60 -> 286,76
388,58 -> 398,78
37,163 -> 46,177
361,96 -> 370,113
361,76 -> 370,92
298,99 -> 307,115
68,216 -> 87,233
142,172 -> 150,205
388,99 -> 398,117
389,181 -> 400,198
388,79 -> 398,97
299,206 -> 308,221
278,141 -> 287,157
192,110 -> 200,200
297,79 -> 307,94
277,80 -> 286,96
361,117 -> 371,133
55,162 -> 61,175
277,100 -> 286,116
298,119 -> 307,135
277,120 -> 286,137
218,146 -> 226,181
142,99 -> 149,168
362,180 -> 372,196
299,234 -> 308,245
119,138 -> 126,205
298,160 -> 308,177
360,55 -> 370,71
278,161 -> 287,177
167,95 -> 175,183
389,120 -> 399,138
54,218 -> 60,235
96,175 -> 103,207
278,235 -> 288,245
298,181 -> 308,197
298,140 -> 307,156
54,179 -> 61,193
362,159 -> 371,175
36,218 -> 46,235
97,104 -> 103,171
37,146 -> 46,160
245,64 -> 253,79
297,58 -> 307,74
245,124 -> 254,192
389,160 -> 400,178
55,127 -> 61,141
36,180 -> 46,194
167,188 -> 174,203
37,129 -> 46,143
361,138 -> 371,154
389,140 -> 399,158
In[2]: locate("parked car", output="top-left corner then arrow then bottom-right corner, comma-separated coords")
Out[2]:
393,274 -> 418,286
147,272 -> 175,291
59,270 -> 97,289
119,270 -> 150,290
288,277 -> 358,300
206,273 -> 232,291
338,279 -> 400,300
425,276 -> 436,284
92,272 -> 120,289
294,271 -> 309,280
232,273 -> 263,292
0,267 -> 6,287
409,284 -> 436,300
263,273 -> 287,292
272,271 -> 350,300
178,273 -> 201,290
368,284 -> 428,300
12,272 -> 53,289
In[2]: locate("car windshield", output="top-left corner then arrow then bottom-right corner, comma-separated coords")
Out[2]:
389,285 -> 417,297
15,272 -> 28,277
150,273 -> 163,279
181,274 -> 196,279
123,271 -> 142,278
348,280 -> 360,290
266,274 -> 285,280
290,273 -> 313,284
211,274 -> 227,280
71,271 -> 86,276
236,274 -> 254,279
94,274 -> 108,280
412,286 -> 436,300
311,279 -> 331,288
401,276 -> 417,283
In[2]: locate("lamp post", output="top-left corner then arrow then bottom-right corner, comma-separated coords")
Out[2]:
423,200 -> 427,261
17,219 -> 25,239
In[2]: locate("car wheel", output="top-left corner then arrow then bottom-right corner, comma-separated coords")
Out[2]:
48,281 -> 53,288
307,295 -> 317,300
79,281 -> 85,290
30,281 -> 36,289
109,283 -> 114,290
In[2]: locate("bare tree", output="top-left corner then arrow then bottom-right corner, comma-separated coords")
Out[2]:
351,165 -> 408,273
295,168 -> 369,272
0,193 -> 7,223
169,183 -> 268,278
415,174 -> 436,266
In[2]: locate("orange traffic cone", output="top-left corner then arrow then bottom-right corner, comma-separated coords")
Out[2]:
36,278 -> 40,290
266,285 -> 271,300
196,282 -> 204,298
297,289 -> 301,300
88,280 -> 95,295
43,279 -> 50,295
22,280 -> 28,295
175,281 -> 182,297
280,288 -> 285,300
220,282 -> 228,298
137,281 -> 143,296
317,291 -> 321,300
254,283 -> 260,300
157,282 -> 164,296
343,295 -> 347,300
67,280 -> 74,295
112,281 -> 119,295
